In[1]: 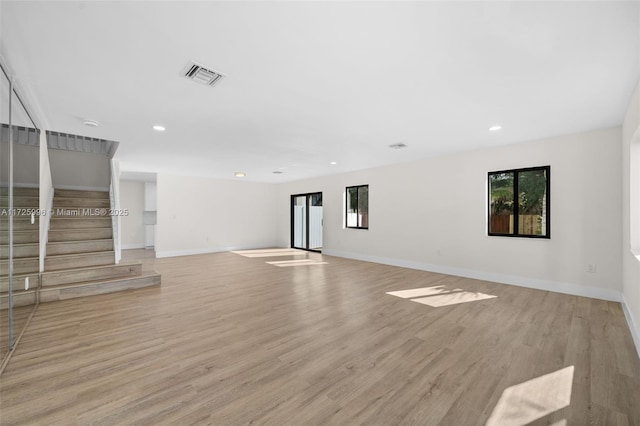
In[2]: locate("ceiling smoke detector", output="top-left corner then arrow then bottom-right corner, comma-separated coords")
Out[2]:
389,143 -> 408,149
184,61 -> 226,87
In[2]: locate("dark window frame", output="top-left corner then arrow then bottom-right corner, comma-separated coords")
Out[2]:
346,184 -> 369,230
488,166 -> 550,239
290,192 -> 323,253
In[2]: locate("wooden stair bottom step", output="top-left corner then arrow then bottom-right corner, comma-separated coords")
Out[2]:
40,273 -> 161,303
45,251 -> 115,271
41,262 -> 142,287
0,290 -> 37,309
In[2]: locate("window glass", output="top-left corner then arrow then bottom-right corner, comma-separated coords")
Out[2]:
488,167 -> 549,238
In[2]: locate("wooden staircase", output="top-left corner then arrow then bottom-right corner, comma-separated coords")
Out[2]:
1,188 -> 160,307
39,189 -> 160,302
0,187 -> 39,309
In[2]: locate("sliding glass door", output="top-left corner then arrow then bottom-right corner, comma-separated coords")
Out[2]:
291,192 -> 323,252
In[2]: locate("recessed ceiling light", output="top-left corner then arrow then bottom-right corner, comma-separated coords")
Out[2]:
489,125 -> 502,131
389,143 -> 408,149
234,172 -> 246,177
330,161 -> 337,165
272,171 -> 284,174
153,125 -> 166,132
83,119 -> 99,127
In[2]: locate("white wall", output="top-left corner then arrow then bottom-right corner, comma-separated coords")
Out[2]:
39,130 -> 53,272
156,174 -> 278,257
48,149 -> 110,190
622,79 -> 640,356
277,127 -> 622,301
119,180 -> 145,249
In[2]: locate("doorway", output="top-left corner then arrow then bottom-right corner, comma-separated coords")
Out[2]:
291,192 -> 323,252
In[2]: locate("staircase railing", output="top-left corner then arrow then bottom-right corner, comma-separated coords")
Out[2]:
38,129 -> 53,272
110,159 -> 121,264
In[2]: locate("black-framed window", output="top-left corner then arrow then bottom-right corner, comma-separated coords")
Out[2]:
346,185 -> 368,229
488,166 -> 550,238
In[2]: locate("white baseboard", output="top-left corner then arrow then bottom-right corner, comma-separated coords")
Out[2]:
122,243 -> 145,250
156,246 -> 251,258
622,293 -> 640,360
322,249 -> 622,302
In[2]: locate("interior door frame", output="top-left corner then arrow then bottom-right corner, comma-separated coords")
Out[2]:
290,192 -> 322,253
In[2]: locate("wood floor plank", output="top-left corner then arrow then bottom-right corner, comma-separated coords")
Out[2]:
0,249 -> 639,425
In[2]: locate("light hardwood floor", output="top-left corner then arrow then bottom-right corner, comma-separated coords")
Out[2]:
0,249 -> 639,425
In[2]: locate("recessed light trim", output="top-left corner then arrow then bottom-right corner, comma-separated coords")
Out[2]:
489,125 -> 502,132
389,143 -> 408,149
153,125 -> 166,132
83,119 -> 99,127
234,172 -> 246,177
330,161 -> 337,165
272,171 -> 284,174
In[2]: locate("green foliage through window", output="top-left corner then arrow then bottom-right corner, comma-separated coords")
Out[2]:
489,166 -> 549,238
346,185 -> 369,229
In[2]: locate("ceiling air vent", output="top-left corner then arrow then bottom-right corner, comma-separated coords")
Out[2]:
389,143 -> 408,149
183,61 -> 226,87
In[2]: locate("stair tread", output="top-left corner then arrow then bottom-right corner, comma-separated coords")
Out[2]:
41,271 -> 160,291
49,227 -> 112,231
45,250 -> 115,260
0,242 -> 39,247
41,261 -> 142,276
47,238 -> 113,246
50,217 -> 111,220
0,256 -> 38,261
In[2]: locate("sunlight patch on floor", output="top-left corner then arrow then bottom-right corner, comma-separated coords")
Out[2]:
386,285 -> 459,299
386,285 -> 496,307
411,291 -> 497,307
486,366 -> 574,426
266,259 -> 328,267
231,249 -> 306,258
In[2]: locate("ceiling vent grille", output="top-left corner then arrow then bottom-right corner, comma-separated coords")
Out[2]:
184,61 -> 226,87
389,143 -> 408,149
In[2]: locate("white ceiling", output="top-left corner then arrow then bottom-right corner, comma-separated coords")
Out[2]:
1,1 -> 638,183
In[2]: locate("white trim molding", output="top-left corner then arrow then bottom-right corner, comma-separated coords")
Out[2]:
622,293 -> 640,360
156,246 -> 262,259
322,249 -> 622,302
121,243 -> 146,250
